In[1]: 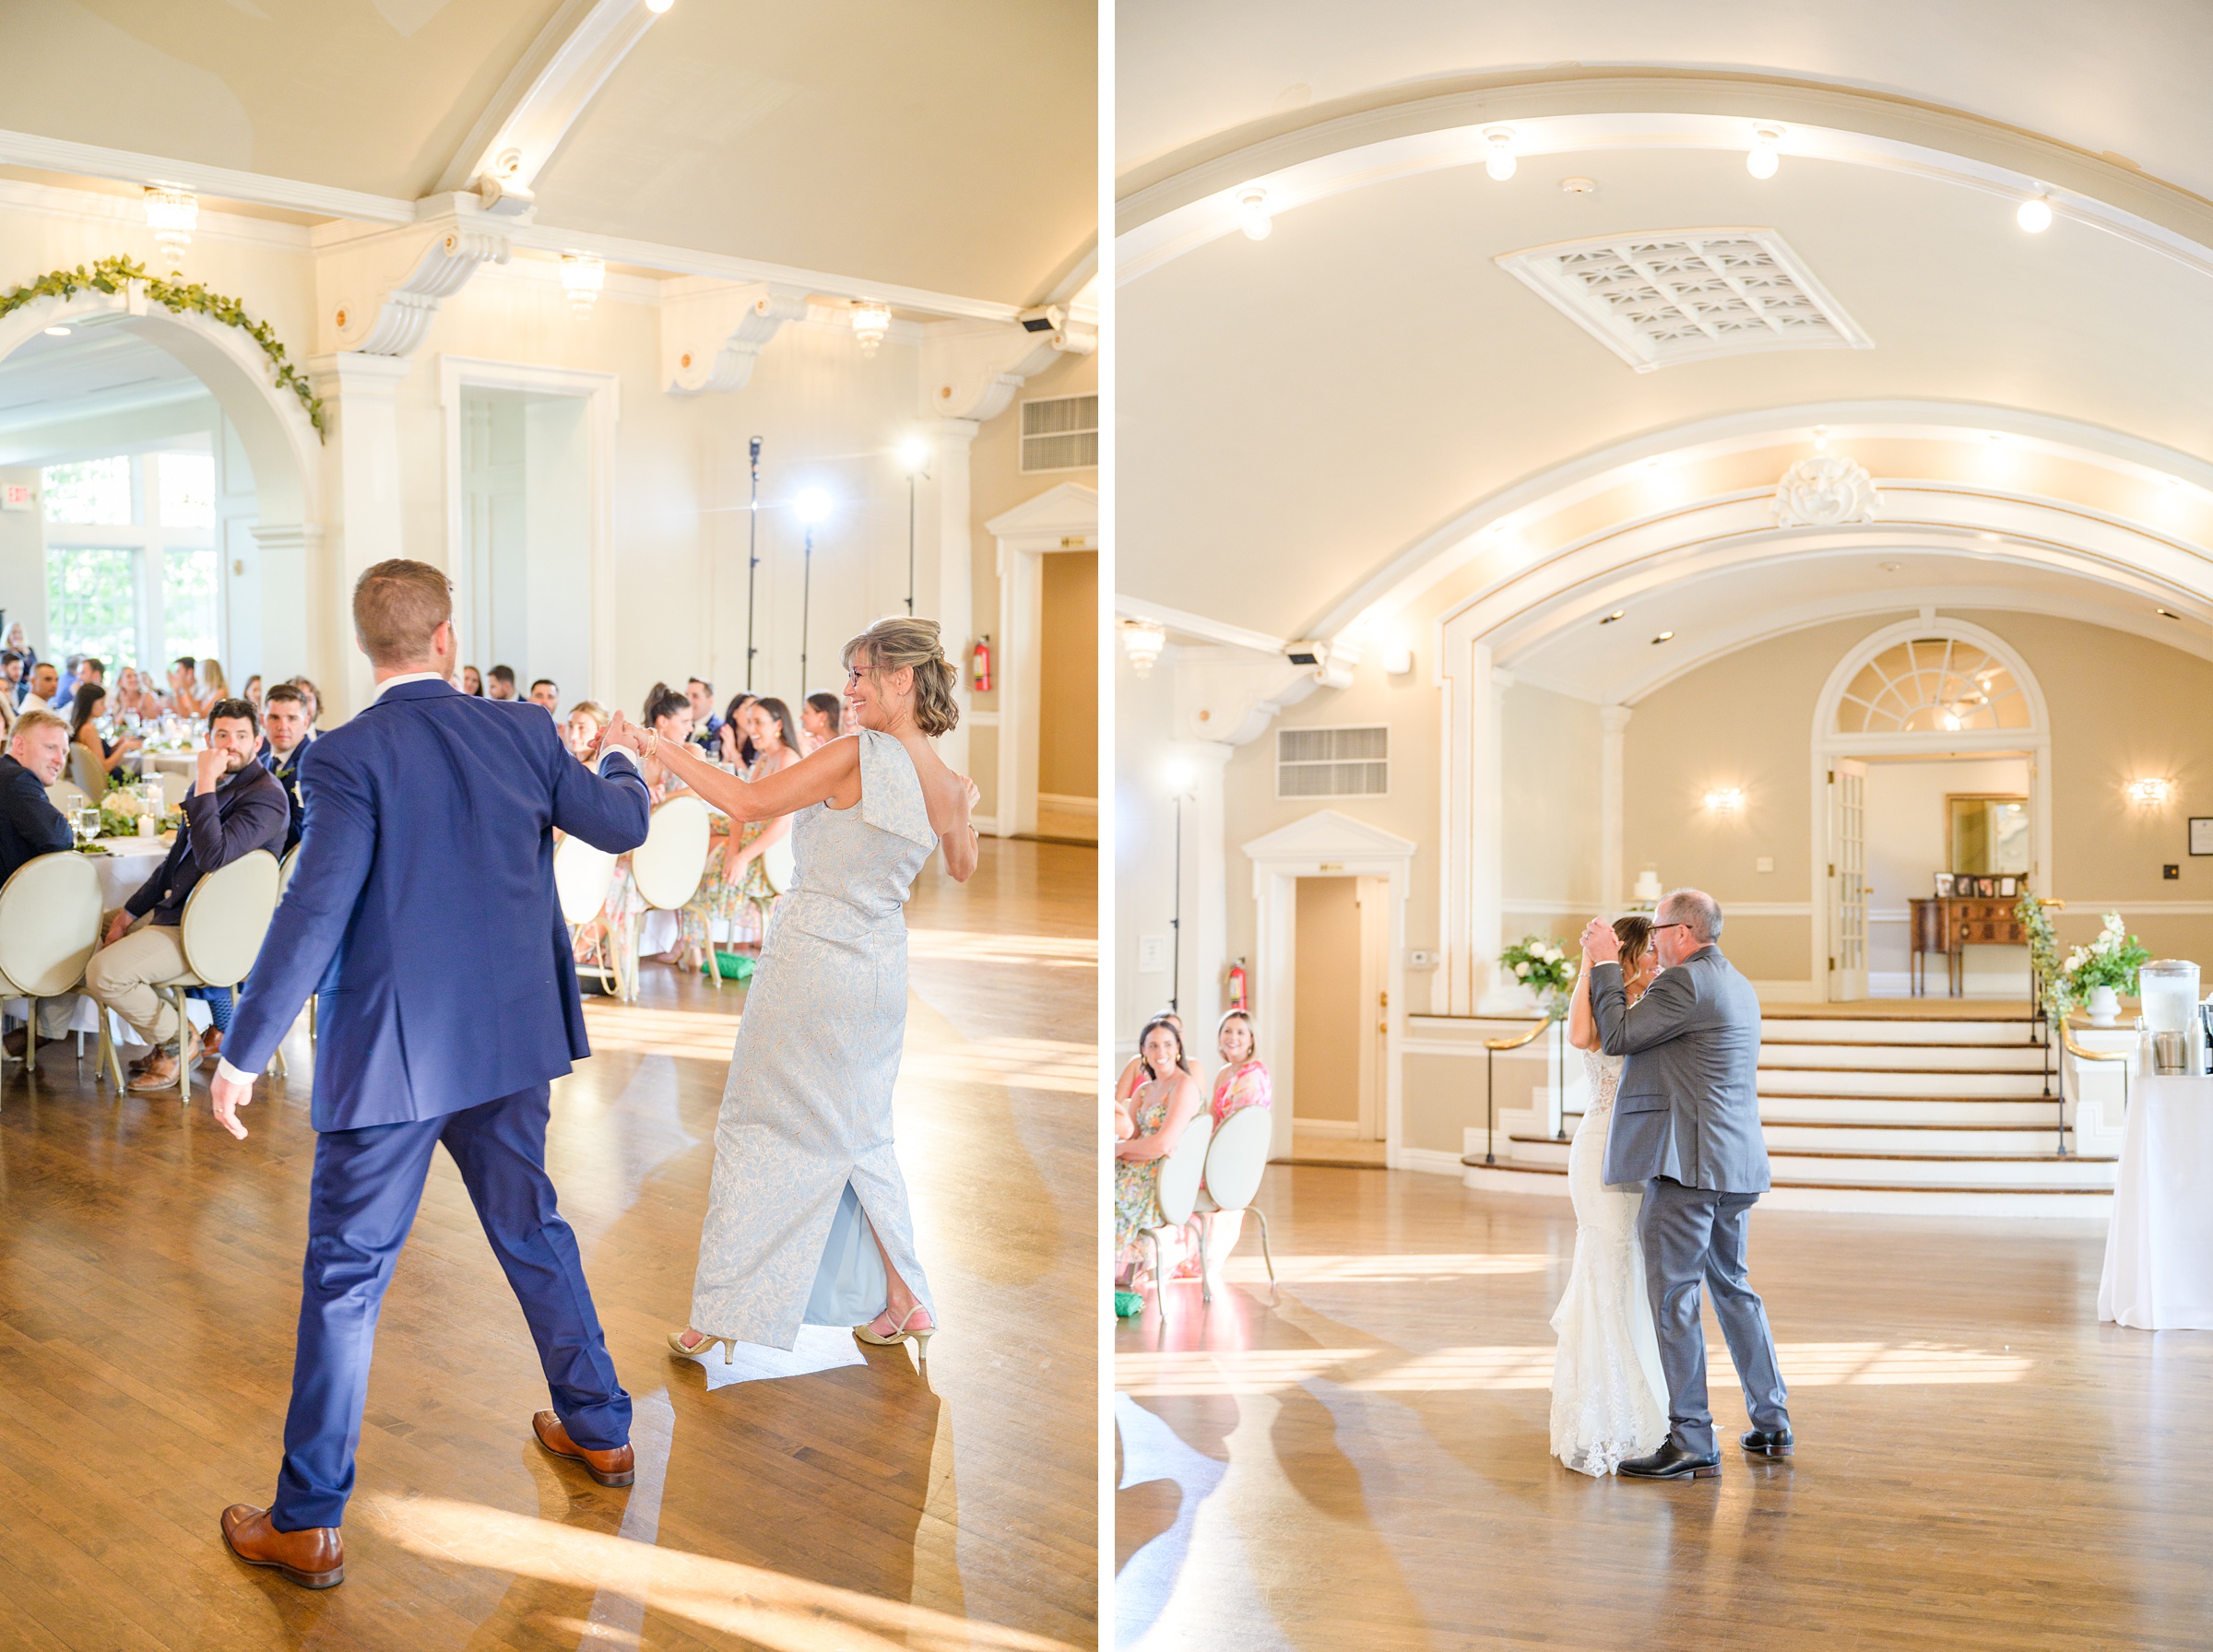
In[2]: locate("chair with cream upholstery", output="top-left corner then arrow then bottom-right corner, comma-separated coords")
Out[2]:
98,849 -> 280,1096
1136,1110 -> 1214,1324
68,745 -> 105,802
0,851 -> 102,1081
45,779 -> 88,817
555,833 -> 621,999
156,771 -> 190,810
1189,1104 -> 1277,1303
623,796 -> 711,1000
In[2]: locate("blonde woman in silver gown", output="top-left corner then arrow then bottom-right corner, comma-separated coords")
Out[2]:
601,618 -> 978,1362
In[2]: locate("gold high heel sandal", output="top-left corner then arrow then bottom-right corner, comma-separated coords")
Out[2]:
667,1328 -> 734,1364
853,1304 -> 934,1360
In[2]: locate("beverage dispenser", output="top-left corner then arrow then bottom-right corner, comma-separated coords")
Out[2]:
2139,959 -> 2208,1076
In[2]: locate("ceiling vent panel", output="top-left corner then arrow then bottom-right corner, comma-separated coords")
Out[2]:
1496,229 -> 1872,372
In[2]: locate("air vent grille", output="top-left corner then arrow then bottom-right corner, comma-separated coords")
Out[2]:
1020,394 -> 1098,473
1277,726 -> 1389,798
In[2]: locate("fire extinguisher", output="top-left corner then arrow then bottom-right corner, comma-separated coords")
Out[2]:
971,635 -> 992,693
1227,958 -> 1249,1011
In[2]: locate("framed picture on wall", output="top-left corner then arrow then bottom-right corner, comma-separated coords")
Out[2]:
2193,818 -> 2213,856
1935,873 -> 1956,897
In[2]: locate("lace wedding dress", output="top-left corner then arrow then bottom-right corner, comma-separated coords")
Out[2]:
1549,1047 -> 1670,1476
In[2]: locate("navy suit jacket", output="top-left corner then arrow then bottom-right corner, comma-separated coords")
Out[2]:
224,678 -> 651,1132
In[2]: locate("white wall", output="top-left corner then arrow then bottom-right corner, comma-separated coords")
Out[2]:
1864,756 -> 2031,995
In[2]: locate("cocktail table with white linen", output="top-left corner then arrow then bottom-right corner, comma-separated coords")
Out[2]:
2098,1070 -> 2213,1331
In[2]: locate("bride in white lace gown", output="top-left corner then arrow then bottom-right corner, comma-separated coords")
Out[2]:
1549,914 -> 1670,1476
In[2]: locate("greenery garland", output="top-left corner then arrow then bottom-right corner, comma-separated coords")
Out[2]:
0,256 -> 325,440
2015,890 -> 2070,1021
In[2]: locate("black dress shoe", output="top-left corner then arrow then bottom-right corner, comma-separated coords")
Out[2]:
1741,1426 -> 1793,1457
1618,1440 -> 1721,1480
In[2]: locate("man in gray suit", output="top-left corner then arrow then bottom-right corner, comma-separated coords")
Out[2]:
1580,889 -> 1792,1480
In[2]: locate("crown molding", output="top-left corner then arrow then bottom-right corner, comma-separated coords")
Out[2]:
0,127 -> 414,224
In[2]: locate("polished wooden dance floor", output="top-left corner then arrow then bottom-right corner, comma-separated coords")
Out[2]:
1117,1169 -> 2213,1650
0,837 -> 1096,1651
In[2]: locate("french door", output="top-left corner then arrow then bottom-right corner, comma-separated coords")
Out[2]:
1828,757 -> 1868,999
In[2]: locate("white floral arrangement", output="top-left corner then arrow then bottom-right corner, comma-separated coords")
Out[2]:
1499,935 -> 1579,1020
2060,912 -> 2149,999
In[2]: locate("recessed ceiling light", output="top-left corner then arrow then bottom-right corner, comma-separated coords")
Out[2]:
1600,610 -> 1625,624
1977,532 -> 1999,542
1651,631 -> 1675,644
1558,177 -> 1597,195
1879,561 -> 1901,572
2017,195 -> 2053,233
2157,608 -> 2183,620
43,324 -> 70,336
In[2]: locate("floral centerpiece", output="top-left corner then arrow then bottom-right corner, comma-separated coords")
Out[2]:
1500,935 -> 1579,1020
2061,912 -> 2150,1026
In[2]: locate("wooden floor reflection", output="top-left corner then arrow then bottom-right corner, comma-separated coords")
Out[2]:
1116,1168 -> 2213,1650
0,836 -> 1096,1651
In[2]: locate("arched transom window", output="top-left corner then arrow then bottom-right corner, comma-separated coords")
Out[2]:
1835,636 -> 2030,734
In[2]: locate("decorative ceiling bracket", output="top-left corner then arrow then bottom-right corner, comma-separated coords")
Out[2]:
1174,648 -> 1321,745
319,212 -> 512,357
922,318 -> 1074,422
660,279 -> 812,395
1773,453 -> 1881,526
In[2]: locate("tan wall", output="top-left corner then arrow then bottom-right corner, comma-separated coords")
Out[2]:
1037,549 -> 1096,798
1295,876 -> 1361,1122
1503,679 -> 1603,911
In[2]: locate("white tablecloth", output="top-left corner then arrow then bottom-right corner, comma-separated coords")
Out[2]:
2099,1070 -> 2213,1330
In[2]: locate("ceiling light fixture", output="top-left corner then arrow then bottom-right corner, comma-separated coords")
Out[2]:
1813,425 -> 1829,452
644,0 -> 674,13
559,254 -> 604,319
42,325 -> 70,337
2017,195 -> 2053,233
1746,125 -> 1783,181
2127,777 -> 2172,807
1558,177 -> 1597,195
850,300 -> 892,356
1120,618 -> 1167,677
1236,185 -> 1272,241
1600,610 -> 1626,624
143,185 -> 197,280
1483,128 -> 1518,182
1652,631 -> 1675,644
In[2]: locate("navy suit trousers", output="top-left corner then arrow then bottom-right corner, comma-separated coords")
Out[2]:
270,1083 -> 631,1530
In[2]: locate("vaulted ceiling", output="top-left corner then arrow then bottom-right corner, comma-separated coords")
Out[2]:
6,0 -> 1095,306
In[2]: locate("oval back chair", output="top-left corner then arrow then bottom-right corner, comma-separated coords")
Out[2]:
0,851 -> 101,1079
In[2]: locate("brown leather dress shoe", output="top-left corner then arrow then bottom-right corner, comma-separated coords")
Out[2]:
532,1410 -> 635,1487
220,1504 -> 344,1589
127,1050 -> 181,1092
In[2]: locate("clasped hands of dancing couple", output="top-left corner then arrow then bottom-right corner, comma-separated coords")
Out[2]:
1547,891 -> 1794,1483
207,560 -> 976,1592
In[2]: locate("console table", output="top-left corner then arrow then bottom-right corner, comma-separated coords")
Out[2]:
1907,896 -> 2027,997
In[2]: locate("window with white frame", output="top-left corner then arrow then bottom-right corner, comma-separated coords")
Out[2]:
41,451 -> 219,676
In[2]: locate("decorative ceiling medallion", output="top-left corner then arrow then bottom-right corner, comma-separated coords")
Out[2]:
1496,228 -> 1872,372
1772,454 -> 1880,527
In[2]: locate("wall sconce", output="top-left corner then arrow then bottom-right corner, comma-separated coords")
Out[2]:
560,254 -> 604,319
144,185 -> 197,279
2126,777 -> 2172,806
850,300 -> 892,356
1120,618 -> 1166,677
1704,787 -> 1744,813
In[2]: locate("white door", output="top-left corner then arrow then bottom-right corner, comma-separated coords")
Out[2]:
1829,757 -> 1869,1000
1355,876 -> 1390,1139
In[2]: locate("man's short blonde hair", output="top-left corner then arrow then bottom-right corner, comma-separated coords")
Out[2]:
9,706 -> 66,746
352,559 -> 453,667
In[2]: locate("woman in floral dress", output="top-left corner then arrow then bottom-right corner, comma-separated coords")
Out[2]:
1184,1009 -> 1272,1283
1113,1016 -> 1206,1294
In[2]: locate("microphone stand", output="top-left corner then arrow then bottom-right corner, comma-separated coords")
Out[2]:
745,436 -> 762,691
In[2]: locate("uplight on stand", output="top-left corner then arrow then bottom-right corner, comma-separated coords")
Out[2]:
899,436 -> 929,616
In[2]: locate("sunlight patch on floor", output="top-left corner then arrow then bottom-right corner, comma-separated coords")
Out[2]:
907,927 -> 1097,968
580,1001 -> 747,1056
1218,1253 -> 1553,1283
364,1496 -> 1075,1652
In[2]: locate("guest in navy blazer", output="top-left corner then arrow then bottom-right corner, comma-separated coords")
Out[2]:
210,560 -> 652,1592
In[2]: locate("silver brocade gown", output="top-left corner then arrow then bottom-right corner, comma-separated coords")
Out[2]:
1549,1047 -> 1670,1475
689,728 -> 941,1349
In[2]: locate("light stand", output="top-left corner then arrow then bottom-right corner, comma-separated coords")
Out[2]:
744,436 -> 762,691
799,521 -> 813,702
906,469 -> 917,617
1170,789 -> 1184,1014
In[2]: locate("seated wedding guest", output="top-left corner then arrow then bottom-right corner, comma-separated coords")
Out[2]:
642,685 -> 695,796
3,648 -> 23,711
681,694 -> 801,968
4,621 -> 34,683
243,674 -> 264,714
55,653 -> 85,704
112,666 -> 163,724
716,691 -> 757,769
1189,1009 -> 1272,1281
70,683 -> 140,778
1114,1009 -> 1192,1105
562,701 -> 609,763
1115,1015 -> 1207,1296
259,684 -> 312,855
685,677 -> 721,749
199,658 -> 230,703
288,675 -> 323,731
462,664 -> 485,697
24,662 -> 59,713
0,708 -> 76,1060
168,656 -> 207,717
79,697 -> 288,1092
801,690 -> 843,751
487,664 -> 517,701
529,678 -> 560,715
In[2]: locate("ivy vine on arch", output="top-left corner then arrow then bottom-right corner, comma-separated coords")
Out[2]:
0,255 -> 326,440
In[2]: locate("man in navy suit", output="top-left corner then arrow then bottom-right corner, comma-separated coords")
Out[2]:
210,560 -> 652,1591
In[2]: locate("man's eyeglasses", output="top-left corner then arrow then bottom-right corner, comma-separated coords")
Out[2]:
1649,922 -> 1691,933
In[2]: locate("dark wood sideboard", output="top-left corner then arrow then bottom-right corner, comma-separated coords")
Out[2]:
1906,896 -> 2026,997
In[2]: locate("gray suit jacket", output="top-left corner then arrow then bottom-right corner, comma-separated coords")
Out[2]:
1593,945 -> 1769,1194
